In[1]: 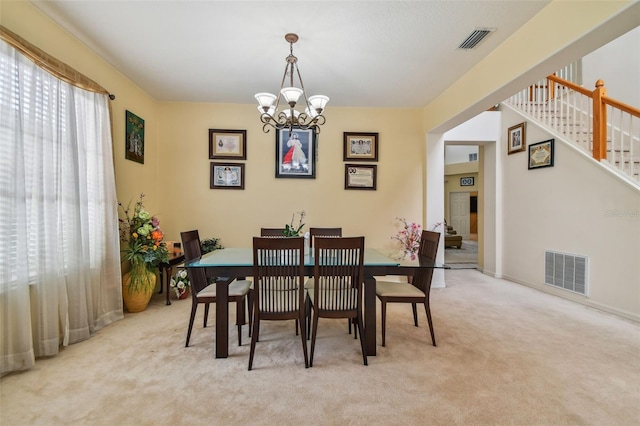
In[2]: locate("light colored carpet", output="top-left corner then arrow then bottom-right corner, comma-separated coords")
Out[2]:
2,269 -> 639,425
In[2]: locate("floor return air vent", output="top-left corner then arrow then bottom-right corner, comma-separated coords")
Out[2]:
545,250 -> 588,295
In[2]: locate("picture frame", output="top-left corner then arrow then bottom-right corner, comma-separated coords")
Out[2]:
528,139 -> 555,170
209,129 -> 247,160
125,110 -> 145,164
275,127 -> 316,179
210,162 -> 245,189
343,132 -> 379,161
345,164 -> 377,190
507,122 -> 526,155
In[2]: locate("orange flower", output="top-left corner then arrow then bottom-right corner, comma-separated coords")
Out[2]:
151,230 -> 163,242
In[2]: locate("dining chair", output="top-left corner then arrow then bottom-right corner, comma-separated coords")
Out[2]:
260,228 -> 287,238
305,227 -> 349,335
249,236 -> 309,370
307,236 -> 367,366
375,230 -> 440,347
308,227 -> 342,249
180,230 -> 251,347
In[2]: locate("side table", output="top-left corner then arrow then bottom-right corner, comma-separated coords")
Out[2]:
159,253 -> 185,305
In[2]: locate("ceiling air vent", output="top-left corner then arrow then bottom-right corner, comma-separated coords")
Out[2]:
458,28 -> 495,49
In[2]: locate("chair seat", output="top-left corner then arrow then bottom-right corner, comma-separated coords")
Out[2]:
304,277 -> 314,289
196,279 -> 251,299
375,281 -> 425,298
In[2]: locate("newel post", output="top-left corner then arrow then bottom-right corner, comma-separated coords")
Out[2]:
592,79 -> 607,161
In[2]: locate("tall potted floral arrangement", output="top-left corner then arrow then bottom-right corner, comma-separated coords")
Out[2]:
118,194 -> 169,312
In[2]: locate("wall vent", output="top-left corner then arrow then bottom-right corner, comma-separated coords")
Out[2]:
458,28 -> 495,49
545,250 -> 588,295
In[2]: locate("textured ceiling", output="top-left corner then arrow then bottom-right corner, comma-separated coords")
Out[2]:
32,0 -> 551,108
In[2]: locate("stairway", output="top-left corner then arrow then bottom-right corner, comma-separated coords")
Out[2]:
506,81 -> 640,185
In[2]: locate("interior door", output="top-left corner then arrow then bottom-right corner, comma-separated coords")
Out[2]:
450,192 -> 470,239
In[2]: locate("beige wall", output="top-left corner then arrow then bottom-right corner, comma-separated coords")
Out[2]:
501,107 -> 640,320
156,103 -> 424,249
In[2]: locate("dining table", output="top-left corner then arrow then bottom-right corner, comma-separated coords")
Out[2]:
185,247 -> 447,358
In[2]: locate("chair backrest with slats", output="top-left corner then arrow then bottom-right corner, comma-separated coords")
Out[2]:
309,227 -> 342,249
313,236 -> 365,312
260,228 -> 287,238
411,230 -> 440,294
180,230 -> 209,295
252,236 -> 305,315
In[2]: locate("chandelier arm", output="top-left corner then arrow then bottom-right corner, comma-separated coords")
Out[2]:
294,63 -> 313,111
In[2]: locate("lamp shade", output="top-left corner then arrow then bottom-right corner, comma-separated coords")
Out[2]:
280,87 -> 303,104
283,108 -> 300,119
308,95 -> 329,112
255,93 -> 277,110
257,105 -> 276,116
304,107 -> 318,118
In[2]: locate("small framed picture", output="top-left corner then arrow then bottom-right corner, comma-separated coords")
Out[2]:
507,122 -> 526,155
343,132 -> 378,161
210,162 -> 245,189
528,139 -> 554,170
275,127 -> 316,179
345,164 -> 377,190
125,110 -> 145,164
209,129 -> 246,160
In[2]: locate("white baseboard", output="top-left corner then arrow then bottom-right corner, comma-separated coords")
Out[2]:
502,274 -> 640,324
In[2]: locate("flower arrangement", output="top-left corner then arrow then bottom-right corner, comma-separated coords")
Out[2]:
284,210 -> 306,237
170,269 -> 190,299
392,217 -> 422,260
118,193 -> 169,292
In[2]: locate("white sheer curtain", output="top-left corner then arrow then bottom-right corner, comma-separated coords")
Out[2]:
0,39 -> 123,376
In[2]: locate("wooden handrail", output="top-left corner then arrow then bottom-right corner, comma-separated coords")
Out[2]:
546,74 -> 640,162
603,95 -> 640,117
547,74 -> 591,96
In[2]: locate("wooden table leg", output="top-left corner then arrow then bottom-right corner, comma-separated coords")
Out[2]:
164,265 -> 171,306
215,278 -> 229,358
364,275 -> 377,356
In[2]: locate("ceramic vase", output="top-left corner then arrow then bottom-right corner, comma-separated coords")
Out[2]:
122,263 -> 156,313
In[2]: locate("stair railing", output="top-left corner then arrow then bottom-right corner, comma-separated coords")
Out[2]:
506,74 -> 640,183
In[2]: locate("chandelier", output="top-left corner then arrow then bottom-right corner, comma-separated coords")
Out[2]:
255,33 -> 329,134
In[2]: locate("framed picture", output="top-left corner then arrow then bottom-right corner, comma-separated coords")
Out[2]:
209,129 -> 246,160
528,139 -> 555,170
345,164 -> 377,190
275,127 -> 316,179
343,132 -> 379,161
210,162 -> 245,189
507,122 -> 526,155
125,110 -> 145,164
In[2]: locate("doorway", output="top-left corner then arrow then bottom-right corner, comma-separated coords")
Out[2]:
450,192 -> 470,239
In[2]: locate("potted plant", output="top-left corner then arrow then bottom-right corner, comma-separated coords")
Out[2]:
283,210 -> 306,237
118,194 -> 170,312
170,269 -> 190,299
284,210 -> 310,255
